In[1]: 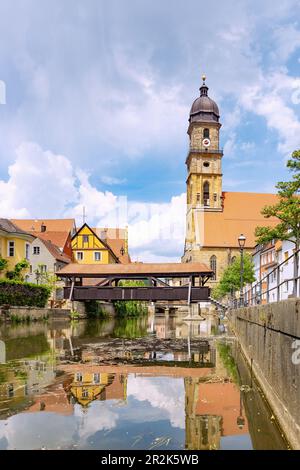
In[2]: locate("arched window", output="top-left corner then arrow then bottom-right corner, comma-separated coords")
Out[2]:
203,181 -> 210,206
203,128 -> 210,139
210,255 -> 217,280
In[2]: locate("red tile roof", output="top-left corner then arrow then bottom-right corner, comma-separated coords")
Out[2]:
201,192 -> 279,248
57,262 -> 212,277
40,239 -> 71,264
35,231 -> 70,251
11,218 -> 76,233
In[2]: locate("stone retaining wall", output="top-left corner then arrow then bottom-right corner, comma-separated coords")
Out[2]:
0,305 -> 71,321
228,299 -> 300,449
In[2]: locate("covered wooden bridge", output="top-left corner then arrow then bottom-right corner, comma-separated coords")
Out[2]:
57,262 -> 213,303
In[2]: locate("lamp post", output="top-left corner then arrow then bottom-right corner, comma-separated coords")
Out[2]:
238,234 -> 246,307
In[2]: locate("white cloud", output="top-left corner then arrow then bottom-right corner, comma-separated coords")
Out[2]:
100,176 -> 126,185
239,71 -> 300,156
127,376 -> 185,429
0,142 -> 77,217
0,142 -> 186,261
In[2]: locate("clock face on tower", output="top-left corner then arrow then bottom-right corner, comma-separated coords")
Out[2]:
202,138 -> 211,147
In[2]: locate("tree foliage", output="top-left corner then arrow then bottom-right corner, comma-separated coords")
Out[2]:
212,253 -> 255,300
255,149 -> 300,248
0,257 -> 8,272
34,264 -> 57,292
113,280 -> 148,317
6,259 -> 30,281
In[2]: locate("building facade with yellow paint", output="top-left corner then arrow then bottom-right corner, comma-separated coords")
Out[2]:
71,224 -> 119,264
70,371 -> 127,406
0,219 -> 35,277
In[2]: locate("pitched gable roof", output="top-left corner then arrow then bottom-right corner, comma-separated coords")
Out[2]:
72,223 -> 119,262
201,192 -> 279,248
0,218 -> 35,239
35,231 -> 70,251
39,238 -> 71,264
11,218 -> 76,233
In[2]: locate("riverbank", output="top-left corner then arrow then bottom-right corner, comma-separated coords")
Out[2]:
228,299 -> 300,449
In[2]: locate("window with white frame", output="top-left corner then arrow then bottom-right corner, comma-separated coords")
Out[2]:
33,246 -> 40,255
94,251 -> 102,262
83,235 -> 89,244
76,372 -> 83,382
76,252 -> 84,261
8,241 -> 15,257
93,373 -> 100,384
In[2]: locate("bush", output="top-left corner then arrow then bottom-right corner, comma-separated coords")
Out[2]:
113,280 -> 148,317
113,300 -> 148,317
0,279 -> 51,307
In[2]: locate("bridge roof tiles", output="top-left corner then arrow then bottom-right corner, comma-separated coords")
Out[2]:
57,262 -> 212,278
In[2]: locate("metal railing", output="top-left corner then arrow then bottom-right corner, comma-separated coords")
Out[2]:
187,147 -> 223,156
237,249 -> 300,308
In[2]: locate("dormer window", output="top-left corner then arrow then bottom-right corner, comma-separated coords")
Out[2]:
203,128 -> 210,139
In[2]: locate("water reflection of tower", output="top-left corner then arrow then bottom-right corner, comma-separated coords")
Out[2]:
184,377 -> 222,450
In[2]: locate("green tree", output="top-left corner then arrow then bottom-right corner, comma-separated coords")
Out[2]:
6,259 -> 30,281
212,253 -> 255,300
34,264 -> 57,292
255,149 -> 300,296
0,256 -> 8,273
113,280 -> 148,317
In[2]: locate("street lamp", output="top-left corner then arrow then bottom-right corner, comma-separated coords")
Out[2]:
238,234 -> 246,307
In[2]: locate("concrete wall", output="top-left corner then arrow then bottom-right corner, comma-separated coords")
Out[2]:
228,299 -> 300,449
0,305 -> 71,321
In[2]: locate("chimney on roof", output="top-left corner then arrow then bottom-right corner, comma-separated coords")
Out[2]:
41,224 -> 46,232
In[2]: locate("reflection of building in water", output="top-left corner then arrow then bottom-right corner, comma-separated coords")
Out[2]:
69,372 -> 127,406
176,316 -> 219,339
152,314 -> 220,340
0,359 -> 56,418
25,377 -> 74,415
184,378 -> 248,450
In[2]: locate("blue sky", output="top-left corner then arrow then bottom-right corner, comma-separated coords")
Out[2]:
0,0 -> 300,260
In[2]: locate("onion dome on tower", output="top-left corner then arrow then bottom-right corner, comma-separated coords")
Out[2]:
189,75 -> 220,123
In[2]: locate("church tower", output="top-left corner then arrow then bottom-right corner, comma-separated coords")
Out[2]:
183,76 -> 223,262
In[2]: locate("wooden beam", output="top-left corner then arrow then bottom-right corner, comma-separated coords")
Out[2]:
68,278 -> 75,301
64,286 -> 210,302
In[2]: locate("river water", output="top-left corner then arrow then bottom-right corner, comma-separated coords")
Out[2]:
0,312 -> 289,450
